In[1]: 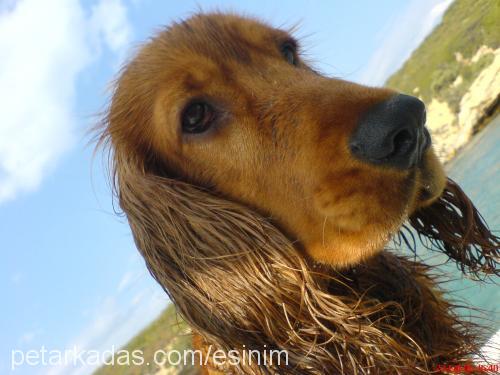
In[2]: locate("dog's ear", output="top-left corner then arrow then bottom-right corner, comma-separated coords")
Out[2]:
408,178 -> 499,278
106,154 -> 335,374
107,157 -> 482,374
104,146 -> 294,346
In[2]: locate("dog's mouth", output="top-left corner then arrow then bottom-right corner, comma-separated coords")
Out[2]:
413,147 -> 446,209
418,176 -> 439,202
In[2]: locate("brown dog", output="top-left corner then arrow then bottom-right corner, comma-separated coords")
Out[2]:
97,13 -> 499,374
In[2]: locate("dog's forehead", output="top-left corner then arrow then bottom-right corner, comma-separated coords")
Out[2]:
160,13 -> 291,63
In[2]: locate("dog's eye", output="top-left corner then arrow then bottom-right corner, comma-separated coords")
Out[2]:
181,102 -> 214,134
280,42 -> 297,66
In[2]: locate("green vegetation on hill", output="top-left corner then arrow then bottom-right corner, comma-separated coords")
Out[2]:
93,304 -> 196,375
386,0 -> 499,112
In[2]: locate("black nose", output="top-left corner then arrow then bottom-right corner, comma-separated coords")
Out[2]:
349,94 -> 429,169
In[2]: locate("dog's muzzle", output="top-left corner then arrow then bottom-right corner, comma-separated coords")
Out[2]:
349,94 -> 430,170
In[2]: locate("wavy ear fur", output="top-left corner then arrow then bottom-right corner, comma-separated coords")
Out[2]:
92,133 -> 487,373
408,178 -> 499,279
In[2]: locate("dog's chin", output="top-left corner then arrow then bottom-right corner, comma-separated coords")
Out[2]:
307,214 -> 404,268
307,226 -> 398,268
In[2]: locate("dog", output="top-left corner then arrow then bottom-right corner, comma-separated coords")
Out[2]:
96,13 -> 499,374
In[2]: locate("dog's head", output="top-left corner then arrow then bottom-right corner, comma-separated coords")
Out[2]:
103,13 -> 456,265
97,12 -> 498,372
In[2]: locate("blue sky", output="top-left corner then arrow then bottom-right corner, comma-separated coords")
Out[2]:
0,0 -> 453,374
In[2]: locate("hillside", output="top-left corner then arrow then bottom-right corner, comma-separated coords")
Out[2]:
387,0 -> 500,161
94,1 -> 500,374
93,304 -> 196,375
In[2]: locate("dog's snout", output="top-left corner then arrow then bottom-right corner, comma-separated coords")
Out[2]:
349,94 -> 428,169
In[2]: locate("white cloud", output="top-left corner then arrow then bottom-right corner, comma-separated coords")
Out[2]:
116,269 -> 141,292
89,0 -> 132,63
356,0 -> 453,86
0,0 -> 132,203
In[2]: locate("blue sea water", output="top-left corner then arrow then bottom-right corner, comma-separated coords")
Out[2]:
402,117 -> 499,334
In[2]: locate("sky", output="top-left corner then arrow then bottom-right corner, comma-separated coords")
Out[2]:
0,0 -> 454,374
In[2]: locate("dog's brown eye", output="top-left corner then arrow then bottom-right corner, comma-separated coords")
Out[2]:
281,42 -> 297,65
181,102 -> 214,134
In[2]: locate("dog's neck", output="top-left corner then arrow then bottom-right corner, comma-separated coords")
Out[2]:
191,251 -> 482,374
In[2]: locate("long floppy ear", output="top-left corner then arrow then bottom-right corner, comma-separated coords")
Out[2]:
97,146 -> 483,374
408,178 -> 499,278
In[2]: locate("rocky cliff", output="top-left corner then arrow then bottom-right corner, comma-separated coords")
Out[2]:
425,46 -> 499,162
387,0 -> 499,163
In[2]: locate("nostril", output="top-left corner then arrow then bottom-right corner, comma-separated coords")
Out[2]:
391,128 -> 414,158
350,141 -> 362,155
